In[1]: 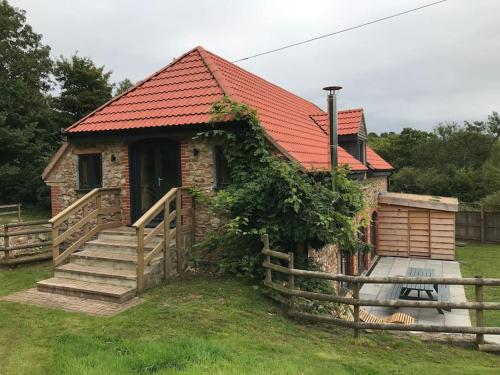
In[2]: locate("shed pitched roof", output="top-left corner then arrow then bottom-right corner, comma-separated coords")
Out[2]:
65,46 -> 386,172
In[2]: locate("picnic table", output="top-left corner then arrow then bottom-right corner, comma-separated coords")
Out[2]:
389,267 -> 451,314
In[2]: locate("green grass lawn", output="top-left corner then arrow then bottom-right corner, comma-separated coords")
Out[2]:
457,243 -> 500,327
1,261 -> 499,374
0,207 -> 50,225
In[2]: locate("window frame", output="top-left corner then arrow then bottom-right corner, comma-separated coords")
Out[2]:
78,153 -> 103,191
213,145 -> 231,189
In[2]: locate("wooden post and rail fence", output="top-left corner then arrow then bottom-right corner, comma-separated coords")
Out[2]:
0,203 -> 21,221
0,220 -> 52,265
262,234 -> 500,351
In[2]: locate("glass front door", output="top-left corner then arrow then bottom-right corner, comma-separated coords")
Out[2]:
130,140 -> 180,223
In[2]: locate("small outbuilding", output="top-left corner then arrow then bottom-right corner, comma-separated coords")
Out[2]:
377,192 -> 459,260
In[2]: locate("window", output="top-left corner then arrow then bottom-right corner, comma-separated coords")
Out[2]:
214,145 -> 231,188
78,154 -> 102,190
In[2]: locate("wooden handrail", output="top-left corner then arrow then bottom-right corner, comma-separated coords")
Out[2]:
134,187 -> 182,294
132,188 -> 177,228
51,187 -> 121,266
50,187 -> 119,226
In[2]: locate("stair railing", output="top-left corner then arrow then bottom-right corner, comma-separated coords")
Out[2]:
49,187 -> 121,266
132,187 -> 181,293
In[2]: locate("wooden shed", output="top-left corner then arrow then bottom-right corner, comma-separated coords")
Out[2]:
376,193 -> 459,260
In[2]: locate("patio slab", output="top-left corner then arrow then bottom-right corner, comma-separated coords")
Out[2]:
0,288 -> 143,316
360,257 -> 472,328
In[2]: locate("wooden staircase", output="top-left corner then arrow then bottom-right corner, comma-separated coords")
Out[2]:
37,227 -> 170,303
37,187 -> 187,304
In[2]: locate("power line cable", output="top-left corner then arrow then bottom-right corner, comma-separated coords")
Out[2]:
232,0 -> 449,63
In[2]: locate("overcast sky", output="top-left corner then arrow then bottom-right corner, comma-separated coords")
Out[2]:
10,0 -> 500,133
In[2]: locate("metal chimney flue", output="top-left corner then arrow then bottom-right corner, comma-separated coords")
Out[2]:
323,85 -> 342,190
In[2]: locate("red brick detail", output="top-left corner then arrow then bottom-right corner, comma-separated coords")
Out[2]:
50,186 -> 62,217
180,140 -> 192,225
120,145 -> 131,225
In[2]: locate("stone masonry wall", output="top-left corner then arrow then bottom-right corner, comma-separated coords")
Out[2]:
310,175 -> 389,277
180,137 -> 223,242
45,141 -> 131,225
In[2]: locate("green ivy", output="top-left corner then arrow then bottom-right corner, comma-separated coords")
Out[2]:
192,97 -> 366,277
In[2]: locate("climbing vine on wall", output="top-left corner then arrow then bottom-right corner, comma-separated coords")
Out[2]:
192,97 -> 366,276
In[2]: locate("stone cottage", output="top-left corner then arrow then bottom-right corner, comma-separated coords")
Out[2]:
42,46 -> 392,280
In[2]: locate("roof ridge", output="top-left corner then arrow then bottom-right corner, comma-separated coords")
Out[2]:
65,46 -> 201,133
196,46 -> 234,99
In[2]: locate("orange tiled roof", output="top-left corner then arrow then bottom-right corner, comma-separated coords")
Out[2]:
66,46 -> 386,172
310,109 -> 363,136
366,146 -> 393,171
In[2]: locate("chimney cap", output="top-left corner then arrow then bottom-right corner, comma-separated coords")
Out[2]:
323,86 -> 342,93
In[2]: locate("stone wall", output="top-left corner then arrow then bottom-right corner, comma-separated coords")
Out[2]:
180,137 -> 225,243
44,141 -> 130,225
309,174 -> 389,277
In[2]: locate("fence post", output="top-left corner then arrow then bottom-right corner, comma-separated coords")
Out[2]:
96,193 -> 103,226
288,251 -> 295,310
480,206 -> 485,244
175,189 -> 183,273
475,275 -> 485,345
3,225 -> 9,263
136,226 -> 145,294
263,234 -> 271,284
163,202 -> 170,280
353,276 -> 360,339
51,225 -> 59,265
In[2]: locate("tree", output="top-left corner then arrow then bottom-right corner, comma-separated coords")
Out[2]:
53,54 -> 114,127
0,0 -> 57,206
114,78 -> 134,96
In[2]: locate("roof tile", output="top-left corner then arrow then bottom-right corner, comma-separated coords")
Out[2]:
66,46 -> 390,172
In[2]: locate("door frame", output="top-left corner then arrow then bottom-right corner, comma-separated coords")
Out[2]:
129,139 -> 181,224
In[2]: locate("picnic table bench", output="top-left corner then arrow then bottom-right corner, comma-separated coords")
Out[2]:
389,267 -> 451,314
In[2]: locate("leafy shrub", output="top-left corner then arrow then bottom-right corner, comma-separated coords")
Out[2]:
191,97 -> 365,277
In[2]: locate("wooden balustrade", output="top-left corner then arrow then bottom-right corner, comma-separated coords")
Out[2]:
49,187 -> 121,266
261,234 -> 500,352
132,187 -> 182,294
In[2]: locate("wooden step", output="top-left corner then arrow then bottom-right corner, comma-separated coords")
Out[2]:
71,249 -> 163,271
36,277 -> 136,303
71,249 -> 137,271
55,263 -> 137,288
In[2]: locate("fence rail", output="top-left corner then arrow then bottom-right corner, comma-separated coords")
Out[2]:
261,234 -> 500,351
0,220 -> 51,265
0,204 -> 21,220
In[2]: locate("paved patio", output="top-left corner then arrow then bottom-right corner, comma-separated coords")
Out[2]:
360,257 -> 471,327
0,288 -> 143,316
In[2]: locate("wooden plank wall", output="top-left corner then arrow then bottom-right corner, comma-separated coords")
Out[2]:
377,204 -> 455,260
409,210 -> 430,258
377,206 -> 409,257
429,210 -> 455,260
